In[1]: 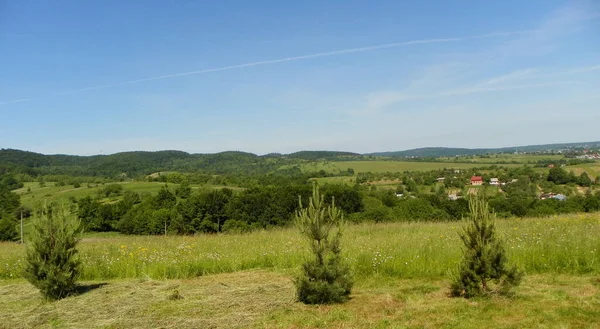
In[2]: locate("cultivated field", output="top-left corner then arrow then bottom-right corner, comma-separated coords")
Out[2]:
1,213 -> 599,328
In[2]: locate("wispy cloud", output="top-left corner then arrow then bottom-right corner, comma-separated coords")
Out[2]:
0,98 -> 33,106
0,30 -> 530,106
358,1 -> 599,115
479,69 -> 538,86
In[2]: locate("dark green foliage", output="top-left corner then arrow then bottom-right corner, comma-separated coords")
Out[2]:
99,183 -> 123,198
450,195 -> 522,298
295,184 -> 353,304
23,205 -> 81,300
0,214 -> 18,241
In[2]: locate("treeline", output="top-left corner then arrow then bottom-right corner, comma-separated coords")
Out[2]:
73,181 -> 600,236
76,183 -> 363,235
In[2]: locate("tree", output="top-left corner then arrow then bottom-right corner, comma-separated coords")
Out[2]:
450,195 -> 522,298
547,167 -> 569,184
23,205 -> 81,300
294,183 -> 353,304
578,172 -> 592,187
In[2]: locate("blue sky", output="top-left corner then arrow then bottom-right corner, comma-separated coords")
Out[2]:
1,0 -> 599,155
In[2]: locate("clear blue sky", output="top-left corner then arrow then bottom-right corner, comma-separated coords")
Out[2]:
1,0 -> 599,155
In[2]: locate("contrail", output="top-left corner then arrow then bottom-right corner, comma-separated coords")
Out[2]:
0,30 -> 532,106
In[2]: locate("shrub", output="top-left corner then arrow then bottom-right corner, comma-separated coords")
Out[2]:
450,195 -> 522,298
23,205 -> 81,300
221,219 -> 250,234
294,183 -> 353,304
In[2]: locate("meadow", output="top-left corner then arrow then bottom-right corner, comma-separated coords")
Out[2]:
1,213 -> 599,328
1,213 -> 598,280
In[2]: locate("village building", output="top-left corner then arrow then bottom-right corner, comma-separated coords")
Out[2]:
470,176 -> 483,186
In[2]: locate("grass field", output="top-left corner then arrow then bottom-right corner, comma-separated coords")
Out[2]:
12,181 -> 241,209
0,213 -> 599,328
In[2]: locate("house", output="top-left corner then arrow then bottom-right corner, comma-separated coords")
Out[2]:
395,193 -> 404,198
548,164 -> 555,168
470,176 -> 483,186
436,177 -> 445,183
448,193 -> 459,201
489,178 -> 499,186
540,193 -> 567,201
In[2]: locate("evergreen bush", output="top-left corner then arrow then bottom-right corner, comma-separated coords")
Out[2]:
294,183 -> 353,304
23,205 -> 81,300
450,195 -> 523,297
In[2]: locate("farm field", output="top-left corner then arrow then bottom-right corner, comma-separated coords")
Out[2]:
437,154 -> 566,163
570,162 -> 600,179
0,213 -> 599,328
298,161 -> 523,174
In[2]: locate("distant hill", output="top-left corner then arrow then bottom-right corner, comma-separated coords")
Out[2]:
369,141 -> 600,158
1,141 -> 598,177
285,151 -> 361,160
0,148 -> 359,177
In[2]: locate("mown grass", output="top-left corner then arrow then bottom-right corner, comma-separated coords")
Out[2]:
0,271 -> 598,329
1,213 -> 598,281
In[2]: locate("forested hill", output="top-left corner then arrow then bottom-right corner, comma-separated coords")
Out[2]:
369,141 -> 600,158
0,149 -> 359,177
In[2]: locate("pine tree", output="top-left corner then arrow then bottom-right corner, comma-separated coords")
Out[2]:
294,183 -> 353,304
450,195 -> 523,297
0,214 -> 18,241
23,205 -> 81,300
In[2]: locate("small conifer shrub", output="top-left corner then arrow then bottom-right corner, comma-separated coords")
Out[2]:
294,183 -> 353,304
23,205 -> 81,300
450,195 -> 523,297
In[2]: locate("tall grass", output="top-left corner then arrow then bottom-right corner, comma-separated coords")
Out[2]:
1,213 -> 598,280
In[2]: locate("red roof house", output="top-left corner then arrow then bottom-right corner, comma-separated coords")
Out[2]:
470,176 -> 483,186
